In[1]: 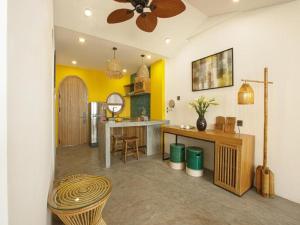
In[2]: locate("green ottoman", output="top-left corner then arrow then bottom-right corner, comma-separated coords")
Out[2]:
169,143 -> 185,170
186,146 -> 204,177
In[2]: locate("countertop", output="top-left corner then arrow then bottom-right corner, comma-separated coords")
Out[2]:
99,120 -> 169,128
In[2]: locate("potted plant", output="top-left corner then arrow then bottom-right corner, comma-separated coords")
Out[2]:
190,96 -> 218,131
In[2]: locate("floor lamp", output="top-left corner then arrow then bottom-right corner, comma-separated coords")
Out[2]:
238,67 -> 274,198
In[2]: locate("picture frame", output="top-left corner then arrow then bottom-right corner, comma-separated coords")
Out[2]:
192,48 -> 234,92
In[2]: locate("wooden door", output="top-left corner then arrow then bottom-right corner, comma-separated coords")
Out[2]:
58,76 -> 88,147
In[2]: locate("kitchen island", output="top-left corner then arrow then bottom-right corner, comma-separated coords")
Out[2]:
99,120 -> 169,168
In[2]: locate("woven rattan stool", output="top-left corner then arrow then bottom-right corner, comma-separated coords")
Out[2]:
48,174 -> 112,225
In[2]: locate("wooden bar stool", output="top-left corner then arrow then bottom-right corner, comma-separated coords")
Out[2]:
122,136 -> 139,163
112,135 -> 123,154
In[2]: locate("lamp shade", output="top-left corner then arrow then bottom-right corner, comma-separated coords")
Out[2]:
137,54 -> 149,78
137,63 -> 149,77
238,83 -> 254,104
106,47 -> 123,79
107,58 -> 123,79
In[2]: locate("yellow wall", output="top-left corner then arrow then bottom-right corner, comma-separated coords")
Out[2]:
55,65 -> 131,145
150,59 -> 165,120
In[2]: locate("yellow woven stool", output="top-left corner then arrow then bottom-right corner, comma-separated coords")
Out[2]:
48,174 -> 112,225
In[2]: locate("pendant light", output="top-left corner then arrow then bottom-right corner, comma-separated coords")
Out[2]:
238,82 -> 254,104
107,47 -> 123,79
137,54 -> 149,78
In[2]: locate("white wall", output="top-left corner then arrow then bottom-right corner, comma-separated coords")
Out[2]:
7,0 -> 55,225
165,1 -> 300,203
0,0 -> 8,224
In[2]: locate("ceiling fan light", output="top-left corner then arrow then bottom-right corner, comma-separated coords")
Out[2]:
107,0 -> 186,32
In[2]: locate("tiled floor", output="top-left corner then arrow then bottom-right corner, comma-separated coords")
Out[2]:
53,145 -> 300,225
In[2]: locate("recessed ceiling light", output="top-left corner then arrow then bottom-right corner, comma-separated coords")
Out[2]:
232,0 -> 239,2
72,60 -> 77,65
122,69 -> 127,73
78,37 -> 86,43
165,38 -> 171,44
146,55 -> 152,59
84,9 -> 93,17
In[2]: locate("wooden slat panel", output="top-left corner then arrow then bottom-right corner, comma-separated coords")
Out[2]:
230,148 -> 233,187
215,143 -> 239,192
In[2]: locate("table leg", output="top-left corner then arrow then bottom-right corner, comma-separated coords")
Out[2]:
162,131 -> 165,160
162,132 -> 170,161
105,126 -> 111,168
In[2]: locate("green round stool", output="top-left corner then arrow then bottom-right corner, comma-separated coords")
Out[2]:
186,146 -> 204,177
169,143 -> 185,170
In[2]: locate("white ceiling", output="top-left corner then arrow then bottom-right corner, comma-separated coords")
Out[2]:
187,0 -> 294,17
55,26 -> 162,74
54,0 -> 207,58
54,0 -> 294,71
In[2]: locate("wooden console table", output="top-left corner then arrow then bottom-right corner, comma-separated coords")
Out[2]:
161,126 -> 255,196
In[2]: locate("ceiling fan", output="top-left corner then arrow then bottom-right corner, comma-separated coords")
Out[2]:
107,0 -> 186,32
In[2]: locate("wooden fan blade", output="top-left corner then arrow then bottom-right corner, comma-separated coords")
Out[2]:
150,0 -> 186,18
113,0 -> 130,2
136,12 -> 158,32
107,9 -> 134,24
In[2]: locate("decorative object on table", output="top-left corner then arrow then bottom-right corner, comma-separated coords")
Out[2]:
115,117 -> 123,122
224,117 -> 236,134
189,96 -> 218,131
169,143 -> 186,170
107,0 -> 186,32
238,67 -> 274,198
179,125 -> 195,130
166,99 -> 175,113
192,48 -> 233,91
106,47 -> 123,79
48,174 -> 112,225
186,146 -> 204,177
215,116 -> 225,131
139,107 -> 149,121
106,92 -> 125,118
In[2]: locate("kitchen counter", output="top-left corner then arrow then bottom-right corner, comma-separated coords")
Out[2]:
99,120 -> 169,168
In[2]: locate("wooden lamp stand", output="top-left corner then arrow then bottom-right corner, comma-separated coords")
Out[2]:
238,67 -> 274,198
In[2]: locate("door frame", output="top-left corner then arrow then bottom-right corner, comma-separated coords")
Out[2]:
57,75 -> 88,147
0,0 -> 8,223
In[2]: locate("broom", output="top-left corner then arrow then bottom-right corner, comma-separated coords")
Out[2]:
255,68 -> 275,198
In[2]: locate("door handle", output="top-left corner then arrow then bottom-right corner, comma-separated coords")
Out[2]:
81,112 -> 87,124
80,112 -> 87,118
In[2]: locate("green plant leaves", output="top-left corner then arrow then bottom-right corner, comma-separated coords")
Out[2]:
189,96 -> 218,118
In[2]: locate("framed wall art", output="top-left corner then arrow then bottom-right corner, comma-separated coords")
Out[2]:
192,48 -> 234,91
